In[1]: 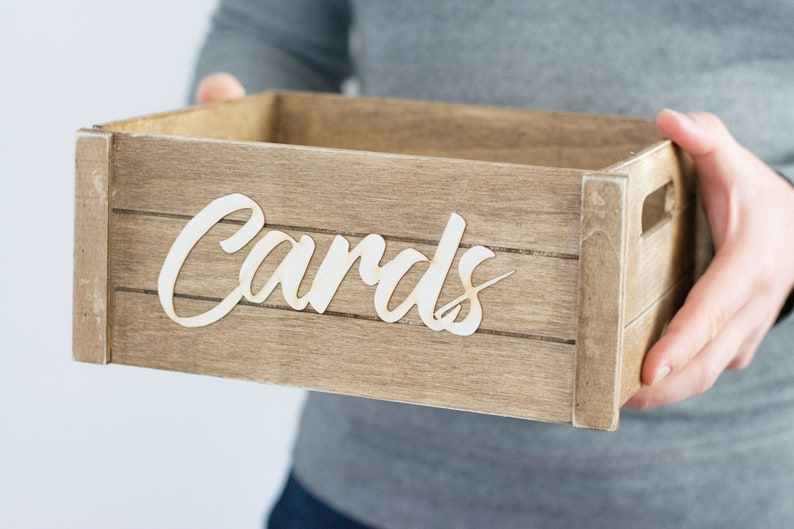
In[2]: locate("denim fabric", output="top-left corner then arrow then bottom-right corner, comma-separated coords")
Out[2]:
268,473 -> 376,529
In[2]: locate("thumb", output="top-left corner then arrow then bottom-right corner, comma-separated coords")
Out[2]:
195,72 -> 246,104
656,109 -> 748,248
655,109 -> 737,160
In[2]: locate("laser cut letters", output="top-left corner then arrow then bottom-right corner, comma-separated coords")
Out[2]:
158,193 -> 514,336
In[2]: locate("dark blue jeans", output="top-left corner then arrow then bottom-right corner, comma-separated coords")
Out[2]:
267,473 -> 376,529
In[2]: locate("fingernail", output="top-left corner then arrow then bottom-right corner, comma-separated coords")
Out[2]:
666,108 -> 692,124
652,366 -> 671,385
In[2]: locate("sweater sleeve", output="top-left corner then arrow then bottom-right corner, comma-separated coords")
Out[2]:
777,168 -> 794,188
773,167 -> 794,324
190,0 -> 352,103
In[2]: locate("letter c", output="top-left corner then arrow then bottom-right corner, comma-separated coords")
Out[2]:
158,193 -> 264,327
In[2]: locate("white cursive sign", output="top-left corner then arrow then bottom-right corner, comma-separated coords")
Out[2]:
158,193 -> 514,336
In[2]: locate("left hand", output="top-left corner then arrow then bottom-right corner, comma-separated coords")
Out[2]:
625,109 -> 794,409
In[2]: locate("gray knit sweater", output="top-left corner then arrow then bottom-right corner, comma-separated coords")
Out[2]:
193,1 -> 794,527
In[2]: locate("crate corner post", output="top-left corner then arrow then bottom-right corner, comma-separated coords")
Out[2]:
573,173 -> 629,431
73,128 -> 113,365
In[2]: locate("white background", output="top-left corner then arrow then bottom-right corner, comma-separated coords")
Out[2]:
0,2 -> 306,528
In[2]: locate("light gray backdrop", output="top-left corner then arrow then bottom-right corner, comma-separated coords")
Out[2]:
0,2 -> 305,527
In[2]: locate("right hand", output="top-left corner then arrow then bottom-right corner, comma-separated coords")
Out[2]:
195,72 -> 246,104
625,110 -> 794,409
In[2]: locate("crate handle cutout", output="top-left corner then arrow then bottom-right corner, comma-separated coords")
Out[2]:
641,181 -> 674,236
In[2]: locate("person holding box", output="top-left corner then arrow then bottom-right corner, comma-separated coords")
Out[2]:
193,1 -> 794,527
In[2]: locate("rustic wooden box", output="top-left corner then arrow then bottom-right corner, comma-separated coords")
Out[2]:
74,91 -> 707,430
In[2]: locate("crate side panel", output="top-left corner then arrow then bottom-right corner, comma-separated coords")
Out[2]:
620,276 -> 690,404
613,141 -> 704,395
112,290 -> 576,425
278,92 -> 660,170
110,133 -> 584,256
624,204 -> 696,322
553,111 -> 659,170
608,141 -> 698,244
101,91 -> 279,143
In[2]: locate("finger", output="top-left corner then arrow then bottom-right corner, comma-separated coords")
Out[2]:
656,109 -> 745,248
195,72 -> 246,104
657,110 -> 744,206
626,301 -> 754,409
656,109 -> 734,159
639,245 -> 754,387
725,293 -> 780,370
630,281 -> 778,408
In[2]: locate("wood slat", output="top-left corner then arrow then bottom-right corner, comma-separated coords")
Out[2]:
277,92 -> 660,170
624,204 -> 696,323
620,276 -> 690,404
112,290 -> 576,424
101,91 -> 278,143
110,212 -> 579,340
110,133 -> 587,256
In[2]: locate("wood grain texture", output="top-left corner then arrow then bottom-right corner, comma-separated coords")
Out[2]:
73,130 -> 112,364
606,140 -> 697,244
110,213 -> 579,341
73,91 -> 709,430
102,90 -> 661,170
609,140 -> 701,406
277,92 -> 660,170
101,91 -> 278,142
620,275 -> 690,404
112,290 -> 576,425
110,133 -> 587,257
573,174 -> 628,431
624,204 -> 696,322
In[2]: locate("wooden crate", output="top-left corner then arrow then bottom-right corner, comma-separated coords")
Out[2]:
73,91 -> 708,430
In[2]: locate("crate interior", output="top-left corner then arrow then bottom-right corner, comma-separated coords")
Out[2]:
101,91 -> 662,171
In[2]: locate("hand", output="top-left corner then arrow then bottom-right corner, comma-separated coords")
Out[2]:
195,72 -> 246,104
625,109 -> 794,409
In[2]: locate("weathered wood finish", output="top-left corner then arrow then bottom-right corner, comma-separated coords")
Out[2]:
74,91 -> 704,430
102,91 -> 279,143
276,92 -> 660,170
573,175 -> 628,430
608,141 -> 701,403
109,134 -> 586,257
111,214 -> 580,340
620,276 -> 690,404
73,130 -> 113,364
112,291 -> 576,424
